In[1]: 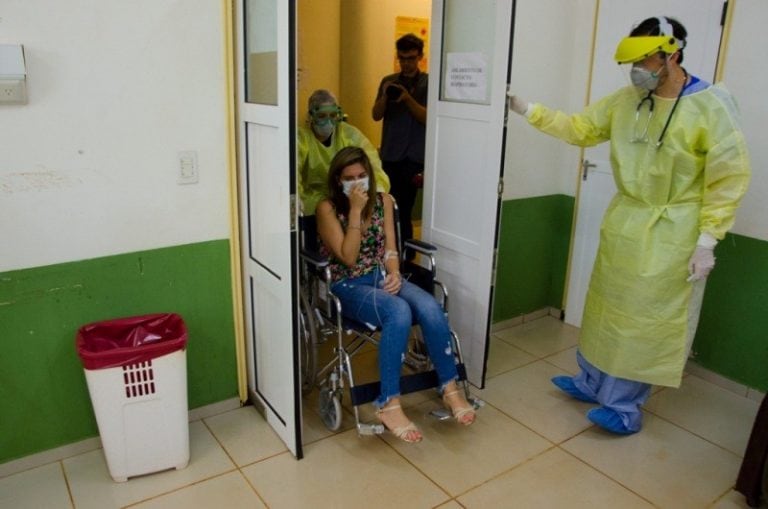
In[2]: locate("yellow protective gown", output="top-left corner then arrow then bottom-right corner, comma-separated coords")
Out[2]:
297,122 -> 390,215
528,83 -> 750,387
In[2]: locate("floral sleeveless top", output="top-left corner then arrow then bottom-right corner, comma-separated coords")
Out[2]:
321,193 -> 385,283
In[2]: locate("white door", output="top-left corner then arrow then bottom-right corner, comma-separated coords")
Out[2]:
422,0 -> 514,386
564,1 -> 726,327
236,0 -> 302,457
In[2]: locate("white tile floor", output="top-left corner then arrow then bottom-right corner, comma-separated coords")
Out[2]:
0,316 -> 762,508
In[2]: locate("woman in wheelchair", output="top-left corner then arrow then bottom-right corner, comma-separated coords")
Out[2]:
316,146 -> 475,443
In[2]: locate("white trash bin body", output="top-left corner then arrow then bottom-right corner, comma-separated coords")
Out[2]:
76,313 -> 189,482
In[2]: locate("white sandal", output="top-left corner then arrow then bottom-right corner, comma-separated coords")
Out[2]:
442,390 -> 476,426
376,404 -> 422,443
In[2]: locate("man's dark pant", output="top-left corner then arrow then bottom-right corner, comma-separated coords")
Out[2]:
383,159 -> 421,256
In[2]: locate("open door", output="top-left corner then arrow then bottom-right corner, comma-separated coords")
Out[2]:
422,0 -> 514,386
564,0 -> 726,327
235,0 -> 302,457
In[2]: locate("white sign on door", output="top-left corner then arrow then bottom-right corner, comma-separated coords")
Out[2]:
445,52 -> 487,102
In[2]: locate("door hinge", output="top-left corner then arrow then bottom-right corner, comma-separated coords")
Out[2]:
720,1 -> 728,27
582,159 -> 597,181
491,248 -> 499,282
290,194 -> 297,231
504,83 -> 511,127
498,178 -> 504,197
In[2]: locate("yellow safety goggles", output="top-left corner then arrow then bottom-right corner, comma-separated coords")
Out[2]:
614,35 -> 679,64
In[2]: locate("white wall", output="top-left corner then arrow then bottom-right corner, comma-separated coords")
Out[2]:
0,1 -> 229,272
339,0 -> 432,147
721,0 -> 768,241
503,0 -> 596,200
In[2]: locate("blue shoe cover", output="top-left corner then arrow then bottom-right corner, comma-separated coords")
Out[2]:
551,376 -> 597,403
587,407 -> 638,435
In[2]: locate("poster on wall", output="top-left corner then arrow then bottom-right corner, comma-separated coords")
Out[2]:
394,16 -> 429,72
444,52 -> 487,103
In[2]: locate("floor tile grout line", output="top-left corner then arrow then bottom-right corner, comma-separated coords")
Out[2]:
447,444 -> 561,501
493,336 -> 580,362
119,469 -> 239,509
59,460 -> 76,509
485,356 -> 546,380
709,485 -> 741,508
362,396 -> 549,503
201,408 -> 292,468
236,467 -> 272,508
641,405 -> 746,459
557,445 -> 658,507
372,427 -> 455,501
200,416 -> 242,468
470,396 -> 571,446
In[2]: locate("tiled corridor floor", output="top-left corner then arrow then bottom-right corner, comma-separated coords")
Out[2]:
1,316 -> 763,508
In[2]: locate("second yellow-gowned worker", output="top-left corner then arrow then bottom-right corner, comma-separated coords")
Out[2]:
297,89 -> 389,215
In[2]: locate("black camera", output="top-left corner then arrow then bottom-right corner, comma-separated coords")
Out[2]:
385,84 -> 403,100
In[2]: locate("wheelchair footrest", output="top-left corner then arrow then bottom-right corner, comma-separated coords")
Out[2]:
349,363 -> 468,406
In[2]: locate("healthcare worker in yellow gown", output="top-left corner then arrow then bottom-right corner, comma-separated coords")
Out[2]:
509,16 -> 750,434
298,89 -> 390,216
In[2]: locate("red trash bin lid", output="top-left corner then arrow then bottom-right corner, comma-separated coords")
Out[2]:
76,313 -> 187,370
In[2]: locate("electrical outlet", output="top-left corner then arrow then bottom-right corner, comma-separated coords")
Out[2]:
177,150 -> 199,184
0,79 -> 26,104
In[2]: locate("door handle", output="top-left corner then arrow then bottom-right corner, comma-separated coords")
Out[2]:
582,159 -> 597,181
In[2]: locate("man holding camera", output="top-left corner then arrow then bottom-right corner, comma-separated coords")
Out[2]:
372,33 -> 428,250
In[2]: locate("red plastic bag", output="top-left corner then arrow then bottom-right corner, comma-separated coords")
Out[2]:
76,313 -> 187,370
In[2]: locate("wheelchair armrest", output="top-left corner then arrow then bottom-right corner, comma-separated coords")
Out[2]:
404,239 -> 437,253
299,248 -> 328,268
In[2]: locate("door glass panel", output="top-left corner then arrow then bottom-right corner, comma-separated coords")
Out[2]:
440,0 -> 496,104
244,0 -> 278,105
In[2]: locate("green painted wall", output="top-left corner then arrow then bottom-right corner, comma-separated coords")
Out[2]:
493,194 -> 574,322
0,240 -> 238,464
692,233 -> 768,392
493,195 -> 768,392
492,195 -> 574,322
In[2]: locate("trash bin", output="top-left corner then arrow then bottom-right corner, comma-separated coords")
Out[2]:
76,313 -> 190,482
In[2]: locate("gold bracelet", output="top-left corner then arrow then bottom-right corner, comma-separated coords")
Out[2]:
347,224 -> 361,230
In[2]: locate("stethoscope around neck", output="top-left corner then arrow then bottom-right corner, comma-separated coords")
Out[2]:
630,68 -> 688,149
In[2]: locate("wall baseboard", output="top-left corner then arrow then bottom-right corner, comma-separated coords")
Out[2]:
0,397 -> 242,480
491,307 -> 562,333
685,361 -> 765,402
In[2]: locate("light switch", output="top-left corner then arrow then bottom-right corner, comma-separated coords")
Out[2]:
177,150 -> 198,184
0,44 -> 27,105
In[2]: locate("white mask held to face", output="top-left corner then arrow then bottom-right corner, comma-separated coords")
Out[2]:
342,177 -> 369,196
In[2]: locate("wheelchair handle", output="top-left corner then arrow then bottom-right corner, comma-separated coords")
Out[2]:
404,239 -> 437,253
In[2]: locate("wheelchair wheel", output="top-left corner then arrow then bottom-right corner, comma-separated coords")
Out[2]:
299,292 -> 317,395
318,387 -> 342,431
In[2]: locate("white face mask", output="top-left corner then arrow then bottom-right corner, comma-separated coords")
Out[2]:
342,177 -> 369,196
630,60 -> 665,91
312,120 -> 335,139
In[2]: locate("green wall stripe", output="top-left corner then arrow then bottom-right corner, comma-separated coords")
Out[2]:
493,195 -> 574,322
692,233 -> 768,391
0,240 -> 237,463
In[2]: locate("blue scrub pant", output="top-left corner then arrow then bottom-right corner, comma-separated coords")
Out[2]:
572,350 -> 652,432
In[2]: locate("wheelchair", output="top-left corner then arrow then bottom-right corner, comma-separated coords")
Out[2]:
298,201 -> 481,435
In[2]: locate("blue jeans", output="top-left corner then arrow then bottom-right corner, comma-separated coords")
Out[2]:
330,269 -> 458,408
573,350 -> 652,432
